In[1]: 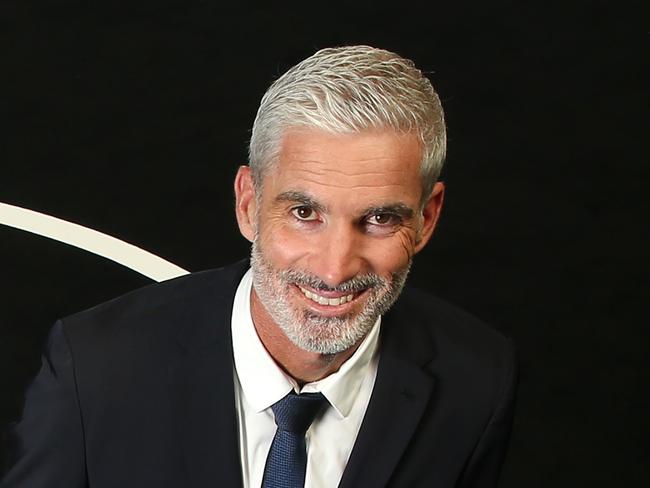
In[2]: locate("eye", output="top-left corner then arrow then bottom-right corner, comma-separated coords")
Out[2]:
366,213 -> 399,226
291,206 -> 319,221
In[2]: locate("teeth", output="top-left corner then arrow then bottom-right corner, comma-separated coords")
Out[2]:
298,286 -> 354,306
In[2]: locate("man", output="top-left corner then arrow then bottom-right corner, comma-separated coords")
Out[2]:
1,46 -> 516,487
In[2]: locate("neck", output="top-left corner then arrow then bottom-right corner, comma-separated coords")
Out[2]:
250,289 -> 360,385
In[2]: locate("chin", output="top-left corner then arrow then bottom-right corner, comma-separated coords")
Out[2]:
282,311 -> 375,355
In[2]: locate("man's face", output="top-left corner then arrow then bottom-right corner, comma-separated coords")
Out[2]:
235,129 -> 444,354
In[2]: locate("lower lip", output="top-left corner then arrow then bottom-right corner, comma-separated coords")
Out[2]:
292,284 -> 367,316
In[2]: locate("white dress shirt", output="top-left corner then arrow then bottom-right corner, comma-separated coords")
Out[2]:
231,269 -> 381,488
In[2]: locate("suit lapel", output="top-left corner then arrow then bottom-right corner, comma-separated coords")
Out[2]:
167,263 -> 248,487
338,301 -> 437,488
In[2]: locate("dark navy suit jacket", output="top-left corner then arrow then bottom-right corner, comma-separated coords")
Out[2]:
1,260 -> 517,487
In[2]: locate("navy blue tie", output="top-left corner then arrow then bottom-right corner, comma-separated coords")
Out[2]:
261,392 -> 327,488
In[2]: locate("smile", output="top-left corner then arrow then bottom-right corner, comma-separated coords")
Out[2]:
297,286 -> 355,306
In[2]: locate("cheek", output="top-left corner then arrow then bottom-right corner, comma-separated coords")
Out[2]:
397,230 -> 419,259
367,232 -> 417,274
257,219 -> 311,266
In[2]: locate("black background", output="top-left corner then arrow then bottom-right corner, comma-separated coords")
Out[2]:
1,1 -> 647,485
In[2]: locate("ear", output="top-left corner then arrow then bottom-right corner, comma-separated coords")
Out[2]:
414,181 -> 445,254
234,165 -> 257,242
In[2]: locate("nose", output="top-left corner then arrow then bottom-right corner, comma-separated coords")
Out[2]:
307,221 -> 365,288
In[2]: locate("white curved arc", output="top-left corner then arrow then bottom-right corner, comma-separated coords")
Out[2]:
0,202 -> 189,282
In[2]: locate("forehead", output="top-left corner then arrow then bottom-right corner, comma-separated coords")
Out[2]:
262,129 -> 423,207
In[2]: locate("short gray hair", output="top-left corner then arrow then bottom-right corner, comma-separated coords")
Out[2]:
248,45 -> 447,201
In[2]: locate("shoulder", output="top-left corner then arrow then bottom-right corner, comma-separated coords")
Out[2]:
59,259 -> 249,347
388,285 -> 512,350
395,286 -> 512,354
384,285 -> 516,399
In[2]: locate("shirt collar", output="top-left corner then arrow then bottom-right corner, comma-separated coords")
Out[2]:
231,269 -> 381,418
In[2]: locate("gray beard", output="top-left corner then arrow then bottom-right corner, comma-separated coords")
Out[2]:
249,238 -> 411,354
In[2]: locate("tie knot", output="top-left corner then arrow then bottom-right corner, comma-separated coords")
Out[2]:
271,392 -> 326,434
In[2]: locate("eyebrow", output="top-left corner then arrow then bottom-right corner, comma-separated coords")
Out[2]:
363,203 -> 415,220
275,190 -> 328,214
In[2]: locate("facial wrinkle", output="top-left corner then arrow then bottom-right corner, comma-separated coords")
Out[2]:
279,173 -> 415,192
288,160 -> 410,178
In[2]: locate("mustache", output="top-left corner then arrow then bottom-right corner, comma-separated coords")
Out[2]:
279,269 -> 386,293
